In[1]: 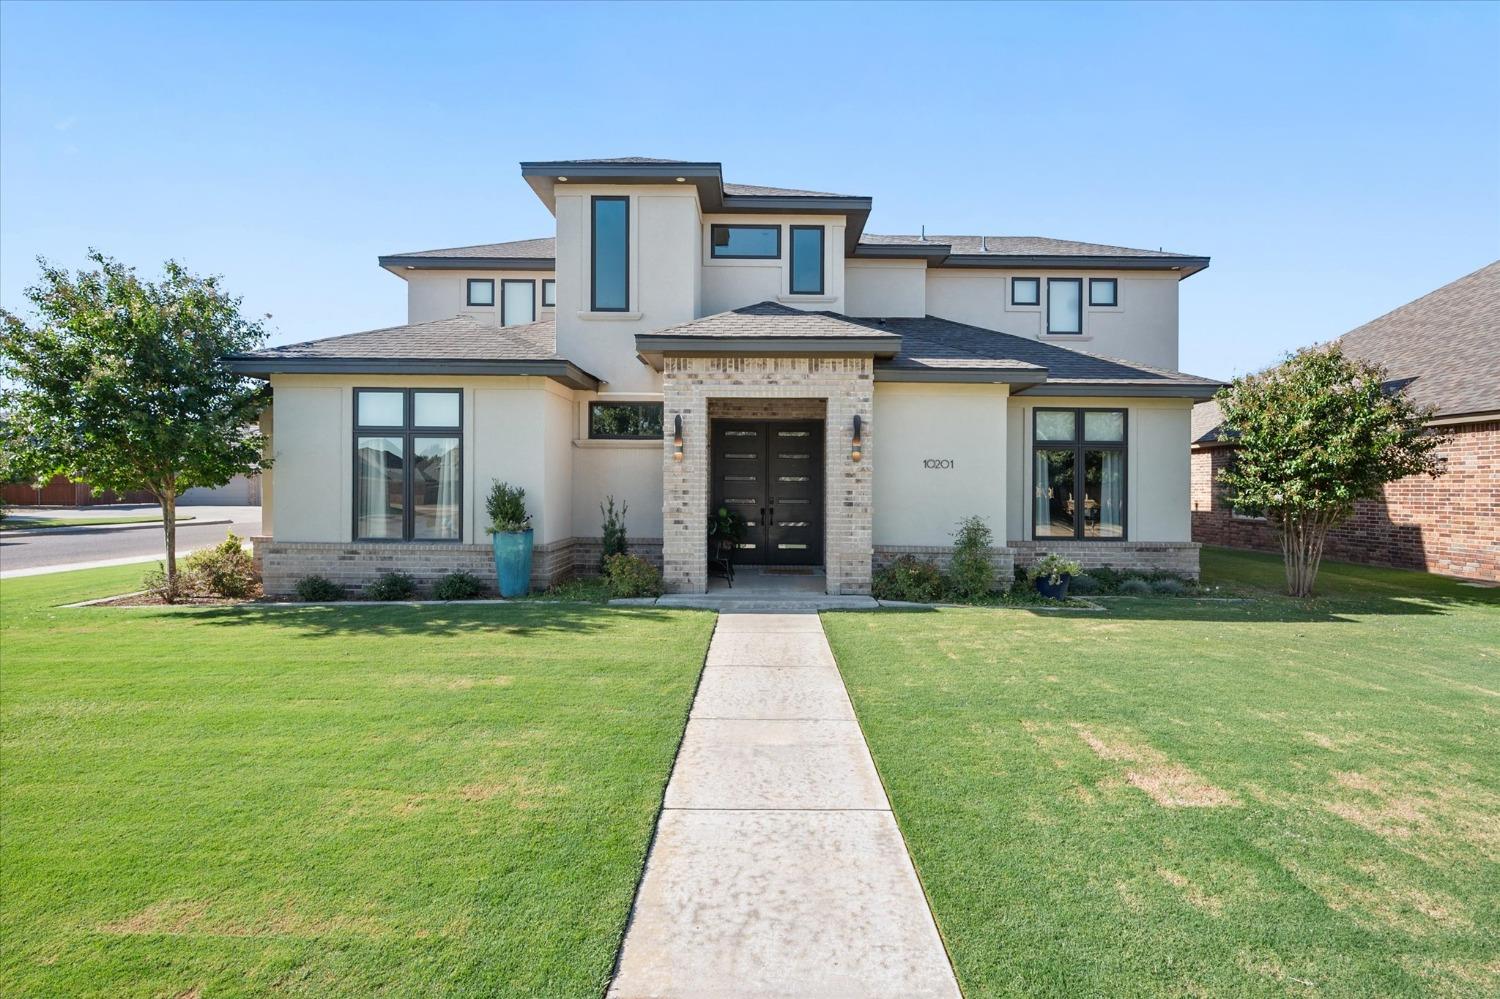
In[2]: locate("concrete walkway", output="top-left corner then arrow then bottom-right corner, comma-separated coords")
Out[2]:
609,612 -> 960,999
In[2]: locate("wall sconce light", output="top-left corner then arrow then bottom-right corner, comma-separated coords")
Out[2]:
851,414 -> 863,462
673,415 -> 684,462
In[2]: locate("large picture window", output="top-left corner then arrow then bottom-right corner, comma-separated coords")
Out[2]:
1032,408 -> 1126,540
354,389 -> 462,542
789,225 -> 825,295
591,195 -> 629,311
589,401 -> 663,440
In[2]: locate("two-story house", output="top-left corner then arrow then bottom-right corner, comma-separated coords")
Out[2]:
231,157 -> 1220,595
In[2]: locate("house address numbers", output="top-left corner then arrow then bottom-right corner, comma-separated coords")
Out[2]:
923,458 -> 955,469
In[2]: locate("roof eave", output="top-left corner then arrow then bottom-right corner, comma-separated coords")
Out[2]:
634,333 -> 901,370
520,161 -> 725,213
873,367 -> 1048,385
378,255 -> 555,273
1013,380 -> 1224,401
226,355 -> 599,390
938,254 -> 1212,278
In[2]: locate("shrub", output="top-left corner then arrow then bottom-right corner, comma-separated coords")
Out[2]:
433,570 -> 486,600
1026,553 -> 1083,586
1118,578 -> 1154,597
872,556 -> 944,602
945,516 -> 996,602
604,553 -> 663,599
1152,577 -> 1189,596
182,532 -> 257,597
366,571 -> 417,601
485,480 -> 531,533
1089,566 -> 1127,590
600,495 -> 629,569
1067,572 -> 1101,595
294,575 -> 343,601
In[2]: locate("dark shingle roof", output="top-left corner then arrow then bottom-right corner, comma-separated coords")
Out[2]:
645,301 -> 898,340
1337,260 -> 1500,418
241,315 -> 560,361
723,181 -> 857,198
859,233 -> 1199,259
383,236 -> 555,261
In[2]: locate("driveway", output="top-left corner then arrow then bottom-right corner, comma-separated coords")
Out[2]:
0,504 -> 261,576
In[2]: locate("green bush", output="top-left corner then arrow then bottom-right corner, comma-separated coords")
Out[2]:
604,553 -> 663,599
1088,567 -> 1127,590
1067,573 -> 1101,595
1026,553 -> 1083,586
1118,578 -> 1154,597
485,480 -> 531,534
1152,577 -> 1189,596
182,532 -> 257,598
872,556 -> 944,602
294,575 -> 343,601
600,495 -> 628,569
945,516 -> 996,602
433,570 -> 486,600
366,571 -> 417,601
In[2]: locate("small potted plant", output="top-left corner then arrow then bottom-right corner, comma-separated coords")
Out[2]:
486,480 -> 533,597
707,506 -> 745,583
1027,553 -> 1083,600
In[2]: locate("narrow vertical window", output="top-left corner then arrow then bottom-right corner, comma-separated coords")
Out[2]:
789,225 -> 825,295
1047,278 -> 1083,334
541,279 -> 556,307
501,279 -> 535,327
591,196 -> 629,312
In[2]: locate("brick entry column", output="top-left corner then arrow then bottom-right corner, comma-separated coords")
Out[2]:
661,355 -> 875,595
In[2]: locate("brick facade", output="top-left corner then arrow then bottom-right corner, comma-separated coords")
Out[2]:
1009,540 -> 1202,579
1191,420 -> 1499,582
661,356 -> 874,595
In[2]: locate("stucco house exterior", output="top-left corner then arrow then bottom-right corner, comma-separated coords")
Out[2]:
229,157 -> 1221,596
1191,261 -> 1499,582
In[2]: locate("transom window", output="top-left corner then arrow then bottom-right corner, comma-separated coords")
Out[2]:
1047,278 -> 1083,334
1011,276 -> 1040,306
354,389 -> 462,542
588,401 -> 663,440
591,195 -> 629,312
1033,408 -> 1126,540
1089,277 -> 1118,307
501,279 -> 535,327
466,278 -> 494,307
789,225 -> 825,295
711,224 -> 781,259
542,279 -> 556,308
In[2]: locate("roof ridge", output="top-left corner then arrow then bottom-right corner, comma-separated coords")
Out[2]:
1339,259 -> 1500,345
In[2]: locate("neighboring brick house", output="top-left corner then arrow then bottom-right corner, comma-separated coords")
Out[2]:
1192,261 -> 1499,582
230,156 -> 1221,596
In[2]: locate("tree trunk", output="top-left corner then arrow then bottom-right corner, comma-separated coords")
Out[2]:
1279,511 -> 1330,598
161,487 -> 178,602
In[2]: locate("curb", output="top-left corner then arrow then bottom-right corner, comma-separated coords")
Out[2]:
2,518 -> 229,538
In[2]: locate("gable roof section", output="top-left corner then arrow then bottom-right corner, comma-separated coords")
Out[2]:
635,302 -> 904,362
856,234 -> 1210,277
226,315 -> 599,389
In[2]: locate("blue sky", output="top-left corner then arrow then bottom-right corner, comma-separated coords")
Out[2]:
2,0 -> 1496,379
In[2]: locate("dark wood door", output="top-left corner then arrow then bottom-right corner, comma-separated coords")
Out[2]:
711,420 -> 823,566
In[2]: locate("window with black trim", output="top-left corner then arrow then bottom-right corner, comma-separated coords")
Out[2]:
1011,276 -> 1040,306
1032,408 -> 1126,540
591,195 -> 629,311
354,389 -> 462,542
501,279 -> 535,327
789,225 -> 824,295
1047,278 -> 1083,334
542,279 -> 556,308
1089,278 -> 1118,307
466,278 -> 494,307
711,224 -> 781,259
588,401 -> 663,440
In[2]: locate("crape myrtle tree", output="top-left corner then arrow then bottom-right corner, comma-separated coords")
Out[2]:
1216,343 -> 1444,597
0,251 -> 270,599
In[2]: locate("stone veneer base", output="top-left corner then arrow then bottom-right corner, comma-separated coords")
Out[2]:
1009,540 -> 1202,580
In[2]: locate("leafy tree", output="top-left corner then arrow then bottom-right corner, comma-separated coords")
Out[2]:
1216,343 -> 1443,597
1,251 -> 269,599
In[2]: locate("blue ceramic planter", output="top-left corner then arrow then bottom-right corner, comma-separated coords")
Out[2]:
492,530 -> 534,597
1034,574 -> 1072,600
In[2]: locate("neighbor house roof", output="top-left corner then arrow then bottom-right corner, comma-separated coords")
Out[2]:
1193,260 -> 1500,444
226,315 -> 599,389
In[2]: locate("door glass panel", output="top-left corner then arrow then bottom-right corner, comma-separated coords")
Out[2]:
1083,449 -> 1125,538
411,437 -> 460,540
1033,449 -> 1076,537
356,436 -> 404,538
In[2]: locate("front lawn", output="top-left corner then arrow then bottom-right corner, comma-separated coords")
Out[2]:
824,549 -> 1499,997
0,566 -> 714,998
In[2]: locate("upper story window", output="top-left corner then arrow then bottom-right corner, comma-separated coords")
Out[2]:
789,226 -> 825,295
542,279 -> 556,308
1089,278 -> 1118,307
501,279 -> 535,327
1011,277 -> 1040,306
466,278 -> 494,307
354,389 -> 462,543
1047,278 -> 1083,334
1033,408 -> 1126,541
589,401 -> 663,440
711,224 -> 781,259
591,196 -> 629,312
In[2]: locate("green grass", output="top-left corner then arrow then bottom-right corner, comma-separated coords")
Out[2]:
1,565 -> 714,998
824,548 -> 1499,997
1,514 -> 193,531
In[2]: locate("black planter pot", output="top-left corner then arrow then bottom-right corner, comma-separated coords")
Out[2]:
1034,574 -> 1072,600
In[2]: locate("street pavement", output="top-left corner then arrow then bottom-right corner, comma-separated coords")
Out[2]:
0,505 -> 261,577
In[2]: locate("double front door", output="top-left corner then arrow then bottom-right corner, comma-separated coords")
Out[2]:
711,420 -> 824,566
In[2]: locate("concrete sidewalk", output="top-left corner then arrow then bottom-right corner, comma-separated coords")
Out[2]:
608,612 -> 960,999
